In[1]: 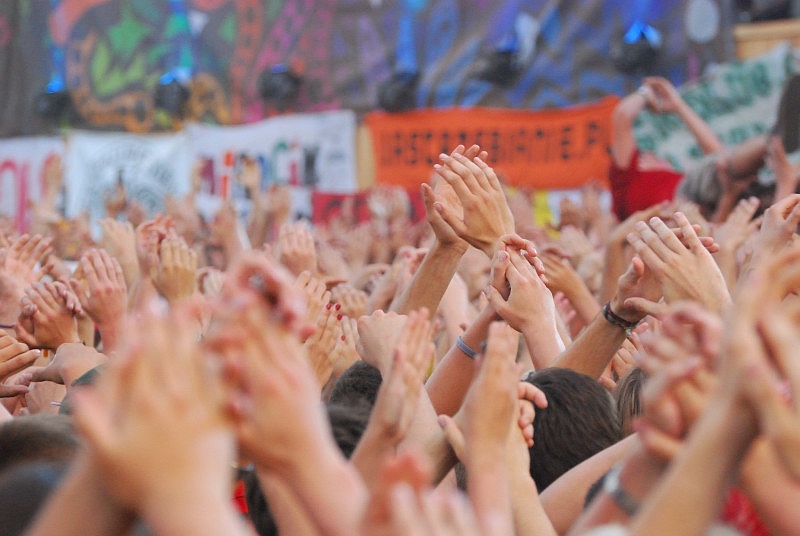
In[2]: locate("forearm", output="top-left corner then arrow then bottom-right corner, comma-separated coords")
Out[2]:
712,247 -> 739,293
512,473 -> 558,536
543,433 -> 639,535
143,495 -> 248,536
258,470 -> 322,536
391,241 -> 466,315
675,101 -> 723,155
426,306 -> 497,415
273,445 -> 367,536
467,446 -> 512,526
569,444 -> 665,535
551,309 -> 628,379
351,425 -> 400,488
522,320 -> 565,370
737,437 -> 800,535
26,454 -> 134,536
561,281 -> 601,326
599,243 -> 627,304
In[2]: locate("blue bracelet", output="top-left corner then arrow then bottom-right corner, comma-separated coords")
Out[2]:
456,335 -> 479,359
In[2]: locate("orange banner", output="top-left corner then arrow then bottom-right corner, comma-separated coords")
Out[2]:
365,97 -> 619,191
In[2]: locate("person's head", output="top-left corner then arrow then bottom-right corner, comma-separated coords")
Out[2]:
0,462 -> 69,536
0,415 -> 79,475
457,247 -> 491,302
614,367 -> 645,437
328,360 -> 382,409
525,368 -> 621,490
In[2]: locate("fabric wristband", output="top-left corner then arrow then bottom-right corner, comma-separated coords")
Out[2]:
455,335 -> 479,360
602,302 -> 639,337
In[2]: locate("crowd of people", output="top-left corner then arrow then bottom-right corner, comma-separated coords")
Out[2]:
2,76 -> 800,536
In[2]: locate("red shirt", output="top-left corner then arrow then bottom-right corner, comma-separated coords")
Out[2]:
609,149 -> 683,221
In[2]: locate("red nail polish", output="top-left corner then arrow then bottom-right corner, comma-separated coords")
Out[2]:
341,335 -> 346,341
325,303 -> 332,310
337,314 -> 343,321
335,304 -> 341,311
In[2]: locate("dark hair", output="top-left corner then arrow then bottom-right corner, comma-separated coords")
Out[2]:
328,360 -> 382,409
525,368 -> 621,491
0,461 -> 69,536
0,414 -> 79,475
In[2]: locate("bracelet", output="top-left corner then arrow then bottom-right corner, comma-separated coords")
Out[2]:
602,302 -> 639,337
455,335 -> 479,360
602,463 -> 640,516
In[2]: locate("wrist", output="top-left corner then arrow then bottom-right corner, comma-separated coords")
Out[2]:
608,296 -> 644,324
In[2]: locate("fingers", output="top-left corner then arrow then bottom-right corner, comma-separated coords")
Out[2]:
438,414 -> 467,461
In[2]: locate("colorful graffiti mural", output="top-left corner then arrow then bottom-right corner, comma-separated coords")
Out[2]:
0,0 -> 735,137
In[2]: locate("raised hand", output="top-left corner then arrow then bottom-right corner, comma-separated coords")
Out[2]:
432,147 -> 515,258
625,213 -> 731,313
357,310 -> 409,375
70,248 -> 127,350
634,303 -> 721,461
331,283 -> 368,319
135,214 -> 174,277
296,270 -> 332,332
224,251 -> 313,341
0,332 -> 40,393
366,308 -> 433,443
24,342 -> 106,387
747,193 -> 800,270
303,306 -> 341,389
149,235 -> 198,304
71,304 -> 241,534
278,221 -> 318,276
6,233 -> 53,285
730,245 -> 800,480
15,281 -> 81,349
98,218 -> 140,290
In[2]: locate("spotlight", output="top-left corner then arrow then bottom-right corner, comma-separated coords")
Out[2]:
377,71 -> 419,113
154,71 -> 191,118
611,21 -> 662,75
34,77 -> 72,120
258,65 -> 302,111
474,49 -> 522,87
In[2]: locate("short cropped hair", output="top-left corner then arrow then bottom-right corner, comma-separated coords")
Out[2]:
525,368 -> 621,491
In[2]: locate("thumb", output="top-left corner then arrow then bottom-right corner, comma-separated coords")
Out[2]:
438,414 -> 466,461
483,285 -> 509,316
433,202 -> 467,237
623,297 -> 665,319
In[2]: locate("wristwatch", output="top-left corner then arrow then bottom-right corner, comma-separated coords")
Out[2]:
602,464 -> 640,516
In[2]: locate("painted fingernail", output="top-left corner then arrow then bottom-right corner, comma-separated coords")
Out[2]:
325,303 -> 332,310
337,314 -> 343,321
341,335 -> 346,341
335,304 -> 341,311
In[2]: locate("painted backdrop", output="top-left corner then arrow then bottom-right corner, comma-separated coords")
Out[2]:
0,0 -> 735,136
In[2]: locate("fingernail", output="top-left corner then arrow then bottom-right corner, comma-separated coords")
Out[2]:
325,303 -> 332,310
341,335 -> 346,341
335,304 -> 341,311
337,314 -> 343,321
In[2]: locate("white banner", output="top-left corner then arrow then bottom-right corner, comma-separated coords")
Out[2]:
64,130 -> 192,222
634,43 -> 797,171
0,136 -> 64,232
187,110 -> 358,219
